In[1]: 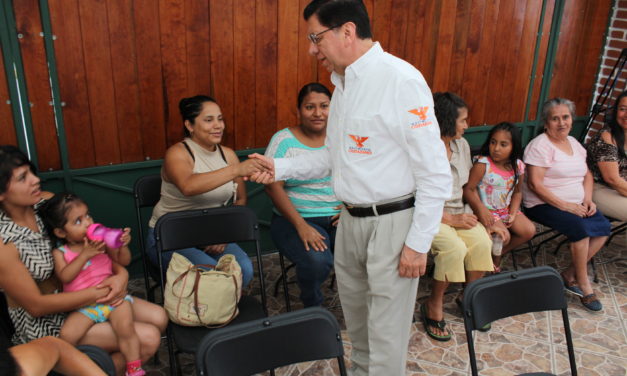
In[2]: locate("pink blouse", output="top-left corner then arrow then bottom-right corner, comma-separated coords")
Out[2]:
523,133 -> 588,208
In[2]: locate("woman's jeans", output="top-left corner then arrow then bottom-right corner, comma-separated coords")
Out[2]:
146,227 -> 254,287
270,214 -> 335,307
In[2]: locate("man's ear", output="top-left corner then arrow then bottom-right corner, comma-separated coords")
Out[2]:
342,21 -> 357,43
53,228 -> 67,240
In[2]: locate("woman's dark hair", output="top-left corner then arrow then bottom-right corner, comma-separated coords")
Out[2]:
433,92 -> 468,138
606,90 -> 627,158
0,145 -> 36,196
40,192 -> 87,245
478,122 -> 523,194
178,95 -> 218,137
304,0 -> 372,39
297,82 -> 332,108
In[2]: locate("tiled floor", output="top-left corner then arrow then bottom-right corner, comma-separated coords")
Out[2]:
137,226 -> 626,375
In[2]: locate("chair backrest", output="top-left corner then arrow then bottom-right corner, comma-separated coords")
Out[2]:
133,174 -> 162,208
132,174 -> 162,301
195,306 -> 347,376
154,206 -> 267,312
462,266 -> 576,376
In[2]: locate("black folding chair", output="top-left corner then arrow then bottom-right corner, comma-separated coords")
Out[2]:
133,174 -> 163,303
154,206 -> 268,376
462,266 -> 577,376
195,306 -> 347,376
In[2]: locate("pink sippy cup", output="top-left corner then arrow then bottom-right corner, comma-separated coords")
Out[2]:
86,223 -> 124,248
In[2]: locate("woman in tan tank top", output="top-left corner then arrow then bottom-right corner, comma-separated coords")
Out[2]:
146,95 -> 266,287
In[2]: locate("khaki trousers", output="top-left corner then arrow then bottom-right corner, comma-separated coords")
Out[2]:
592,182 -> 627,222
335,206 -> 418,376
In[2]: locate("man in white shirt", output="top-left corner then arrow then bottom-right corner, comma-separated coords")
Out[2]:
250,0 -> 451,374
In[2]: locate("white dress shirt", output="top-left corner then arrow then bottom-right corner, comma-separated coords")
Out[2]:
275,42 -> 451,253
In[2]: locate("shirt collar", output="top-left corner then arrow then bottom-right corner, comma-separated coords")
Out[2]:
331,42 -> 383,88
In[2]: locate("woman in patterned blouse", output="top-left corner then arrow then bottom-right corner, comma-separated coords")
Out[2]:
586,90 -> 627,222
0,145 -> 167,374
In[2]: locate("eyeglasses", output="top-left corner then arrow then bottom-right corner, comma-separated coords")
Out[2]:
307,25 -> 339,44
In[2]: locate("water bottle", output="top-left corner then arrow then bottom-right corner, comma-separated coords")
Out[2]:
491,233 -> 503,256
86,223 -> 124,248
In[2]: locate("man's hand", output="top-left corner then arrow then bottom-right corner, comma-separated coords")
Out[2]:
246,153 -> 275,184
398,244 -> 427,278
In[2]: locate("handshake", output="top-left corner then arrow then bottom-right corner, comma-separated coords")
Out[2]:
240,153 -> 275,184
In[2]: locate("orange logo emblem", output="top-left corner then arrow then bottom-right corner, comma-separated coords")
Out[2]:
408,107 -> 429,120
349,134 -> 369,148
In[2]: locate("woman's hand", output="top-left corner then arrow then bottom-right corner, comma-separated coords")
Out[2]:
477,208 -> 495,229
95,269 -> 128,305
504,211 -> 517,227
445,213 -> 478,229
296,223 -> 327,252
236,158 -> 267,178
582,200 -> 597,217
120,227 -> 131,247
488,223 -> 511,244
562,202 -> 587,218
203,244 -> 226,255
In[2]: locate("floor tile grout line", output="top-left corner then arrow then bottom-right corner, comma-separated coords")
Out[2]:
601,248 -> 627,343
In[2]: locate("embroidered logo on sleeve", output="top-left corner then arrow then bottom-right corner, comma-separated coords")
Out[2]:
408,107 -> 433,129
348,134 -> 372,155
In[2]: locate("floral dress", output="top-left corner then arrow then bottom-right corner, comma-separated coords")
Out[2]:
0,200 -> 65,344
476,156 -> 525,221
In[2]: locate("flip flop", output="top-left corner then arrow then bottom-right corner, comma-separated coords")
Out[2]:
455,296 -> 491,332
420,304 -> 452,342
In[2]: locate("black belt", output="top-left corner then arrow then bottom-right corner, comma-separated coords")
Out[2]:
344,197 -> 415,217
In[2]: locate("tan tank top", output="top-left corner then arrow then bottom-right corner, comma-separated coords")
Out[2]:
149,138 -> 236,227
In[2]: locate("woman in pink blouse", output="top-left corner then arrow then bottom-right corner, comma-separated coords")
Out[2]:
523,98 -> 610,311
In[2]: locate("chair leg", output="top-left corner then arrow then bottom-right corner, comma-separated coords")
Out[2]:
590,256 -> 598,283
165,327 -> 178,376
511,250 -> 519,271
277,253 -> 292,312
527,241 -> 537,267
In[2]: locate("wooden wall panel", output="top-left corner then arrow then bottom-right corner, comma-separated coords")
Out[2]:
159,0 -> 188,146
185,0 -> 211,97
13,0 -> 59,171
255,0 -> 278,147
107,0 -> 142,163
133,0 -> 166,161
0,51 -> 17,146
234,0 -> 256,148
277,0 -> 300,131
208,0 -> 234,147
6,0 -> 611,170
510,0 -> 541,121
550,0 -> 612,117
78,0 -> 120,166
48,0 -> 95,169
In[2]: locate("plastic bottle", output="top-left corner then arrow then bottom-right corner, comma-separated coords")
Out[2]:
86,223 -> 124,248
491,233 -> 503,256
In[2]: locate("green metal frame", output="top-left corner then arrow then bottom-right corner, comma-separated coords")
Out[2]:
533,0 -> 566,136
524,0 -> 550,123
0,0 -> 38,162
38,0 -> 73,189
